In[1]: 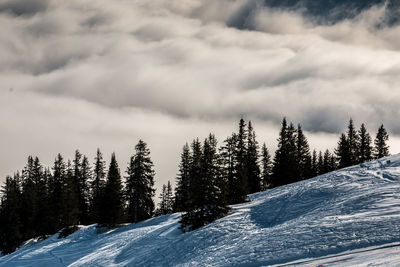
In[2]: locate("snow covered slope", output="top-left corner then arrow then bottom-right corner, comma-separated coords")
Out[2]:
2,155 -> 400,266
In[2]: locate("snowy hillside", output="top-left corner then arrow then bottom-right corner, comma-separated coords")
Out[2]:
2,155 -> 400,266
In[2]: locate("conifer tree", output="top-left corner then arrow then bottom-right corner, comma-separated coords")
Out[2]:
174,144 -> 191,212
0,174 -> 23,254
230,119 -> 248,203
126,140 -> 155,223
101,153 -> 124,226
73,151 -> 91,225
322,150 -> 334,174
296,124 -> 311,180
220,134 -> 237,204
317,151 -> 324,175
374,124 -> 390,159
271,118 -> 298,187
358,123 -> 373,163
246,121 -> 261,194
48,154 -> 67,232
335,133 -> 351,168
261,143 -> 272,190
90,149 -> 106,223
157,181 -> 174,215
310,149 -> 318,178
20,156 -> 39,240
346,119 -> 359,165
63,160 -> 79,227
180,135 -> 229,231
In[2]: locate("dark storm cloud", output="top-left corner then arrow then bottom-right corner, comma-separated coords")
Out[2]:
0,0 -> 49,17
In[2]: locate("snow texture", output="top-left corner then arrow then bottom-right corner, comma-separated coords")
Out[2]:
2,155 -> 400,266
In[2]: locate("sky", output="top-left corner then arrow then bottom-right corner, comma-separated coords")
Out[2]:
1,0 -> 400,196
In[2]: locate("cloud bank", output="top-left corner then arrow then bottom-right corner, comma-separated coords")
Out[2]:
2,0 -> 400,191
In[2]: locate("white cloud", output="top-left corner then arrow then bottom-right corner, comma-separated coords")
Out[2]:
1,0 -> 400,193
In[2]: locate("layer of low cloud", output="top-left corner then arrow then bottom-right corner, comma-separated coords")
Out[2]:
2,0 -> 400,192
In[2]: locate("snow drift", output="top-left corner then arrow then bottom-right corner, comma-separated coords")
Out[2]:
2,155 -> 400,266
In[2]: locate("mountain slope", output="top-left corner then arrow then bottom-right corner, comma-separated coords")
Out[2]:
2,155 -> 400,266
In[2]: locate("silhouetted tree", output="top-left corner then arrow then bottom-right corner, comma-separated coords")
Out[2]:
246,121 -> 261,194
358,123 -> 373,163
0,174 -> 23,254
261,143 -> 272,190
157,181 -> 174,215
335,134 -> 351,168
374,124 -> 390,159
100,153 -> 124,226
126,140 -> 156,223
89,149 -> 106,223
174,144 -> 191,212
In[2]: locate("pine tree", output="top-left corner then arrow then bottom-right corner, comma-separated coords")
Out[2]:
310,149 -> 318,178
322,150 -> 334,174
374,124 -> 390,159
271,118 -> 298,187
296,124 -> 311,180
73,150 -> 91,225
317,151 -> 324,175
335,133 -> 351,168
346,119 -> 359,165
101,153 -> 124,226
156,181 -> 174,215
48,154 -> 67,232
126,140 -> 155,223
174,144 -> 191,212
261,143 -> 272,190
358,123 -> 373,163
90,148 -> 106,223
246,121 -> 261,194
63,160 -> 79,227
0,174 -> 23,254
180,135 -> 229,232
230,119 -> 248,203
220,134 -> 237,204
20,156 -> 38,240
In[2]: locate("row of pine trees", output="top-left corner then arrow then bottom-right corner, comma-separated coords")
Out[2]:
0,141 -> 156,254
0,118 -> 390,254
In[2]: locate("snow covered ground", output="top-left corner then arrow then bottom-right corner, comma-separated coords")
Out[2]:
2,155 -> 400,266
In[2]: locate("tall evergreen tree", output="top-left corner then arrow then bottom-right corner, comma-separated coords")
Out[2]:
63,160 -> 79,227
73,151 -> 91,225
310,149 -> 318,178
335,133 -> 351,169
374,124 -> 390,159
174,144 -> 191,212
230,119 -> 248,203
101,153 -> 124,226
246,121 -> 261,194
358,123 -> 373,163
126,140 -> 156,223
20,156 -> 38,240
296,124 -> 311,180
317,151 -> 324,176
346,119 -> 360,165
0,174 -> 23,254
261,143 -> 272,190
180,135 -> 229,231
220,134 -> 237,204
157,181 -> 174,215
90,149 -> 106,223
271,118 -> 298,187
48,154 -> 67,232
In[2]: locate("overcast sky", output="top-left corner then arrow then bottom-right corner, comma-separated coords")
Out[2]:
1,0 -> 400,195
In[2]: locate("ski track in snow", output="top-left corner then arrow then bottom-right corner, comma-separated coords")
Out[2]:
2,155 -> 400,266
